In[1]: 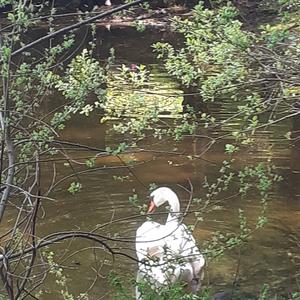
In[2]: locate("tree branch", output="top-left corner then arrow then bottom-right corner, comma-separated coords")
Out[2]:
8,0 -> 149,61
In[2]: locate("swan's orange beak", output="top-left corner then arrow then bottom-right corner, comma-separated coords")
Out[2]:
147,200 -> 156,213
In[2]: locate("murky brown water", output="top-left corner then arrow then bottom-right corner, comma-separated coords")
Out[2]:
2,27 -> 300,299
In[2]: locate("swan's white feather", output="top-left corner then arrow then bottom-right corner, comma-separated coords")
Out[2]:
135,187 -> 205,299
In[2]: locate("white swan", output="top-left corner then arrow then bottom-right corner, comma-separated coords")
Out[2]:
135,187 -> 205,299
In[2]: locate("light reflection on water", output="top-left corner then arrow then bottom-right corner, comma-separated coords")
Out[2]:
3,27 -> 300,299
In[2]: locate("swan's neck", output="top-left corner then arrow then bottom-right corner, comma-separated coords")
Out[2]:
166,196 -> 180,225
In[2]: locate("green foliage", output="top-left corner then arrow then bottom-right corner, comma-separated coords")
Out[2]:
261,24 -> 289,47
149,183 -> 158,191
225,144 -> 239,154
117,64 -> 150,87
238,163 -> 282,199
134,20 -> 147,32
85,158 -> 96,168
153,2 -> 253,101
290,292 -> 300,300
40,52 -> 105,131
68,182 -> 82,195
109,271 -> 212,300
51,48 -> 107,129
44,251 -> 89,300
0,0 -> 10,7
113,175 -> 130,182
194,156 -> 281,259
106,142 -> 128,155
173,111 -> 197,140
258,284 -> 270,300
108,272 -> 132,300
137,281 -> 210,299
5,33 -> 86,167
128,192 -> 147,214
55,49 -> 106,102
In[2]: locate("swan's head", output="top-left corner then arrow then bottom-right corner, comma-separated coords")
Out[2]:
147,187 -> 179,213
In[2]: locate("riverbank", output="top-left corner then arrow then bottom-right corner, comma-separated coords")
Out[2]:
94,4 -> 191,30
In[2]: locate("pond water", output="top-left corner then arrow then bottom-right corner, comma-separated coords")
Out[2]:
3,26 -> 300,299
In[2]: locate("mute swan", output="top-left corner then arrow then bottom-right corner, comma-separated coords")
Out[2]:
135,187 -> 205,299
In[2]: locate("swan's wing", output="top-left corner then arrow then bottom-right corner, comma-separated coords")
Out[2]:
135,221 -> 165,261
164,224 -> 205,278
135,221 -> 205,286
178,224 -> 201,254
136,221 -> 171,285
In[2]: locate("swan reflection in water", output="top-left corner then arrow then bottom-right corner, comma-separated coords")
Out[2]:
135,187 -> 205,299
